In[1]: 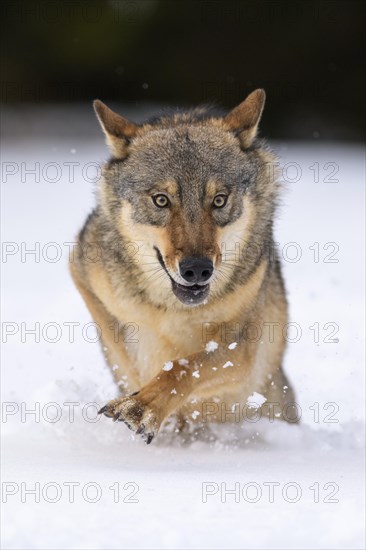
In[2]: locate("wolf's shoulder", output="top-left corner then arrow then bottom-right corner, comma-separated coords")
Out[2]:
77,207 -> 111,247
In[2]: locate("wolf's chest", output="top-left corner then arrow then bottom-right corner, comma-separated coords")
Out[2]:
123,310 -> 207,383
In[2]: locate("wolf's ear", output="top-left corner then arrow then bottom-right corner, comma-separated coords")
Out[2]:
224,89 -> 266,149
93,100 -> 138,159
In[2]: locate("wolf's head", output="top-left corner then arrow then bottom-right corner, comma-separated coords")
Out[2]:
94,90 -> 278,308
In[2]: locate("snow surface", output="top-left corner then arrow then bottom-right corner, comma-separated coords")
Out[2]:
1,110 -> 365,549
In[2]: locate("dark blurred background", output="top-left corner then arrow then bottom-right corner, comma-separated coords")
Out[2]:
1,0 -> 365,140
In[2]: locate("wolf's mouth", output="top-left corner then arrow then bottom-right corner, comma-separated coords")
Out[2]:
154,247 -> 210,306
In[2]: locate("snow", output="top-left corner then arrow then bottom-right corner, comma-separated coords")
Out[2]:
162,361 -> 173,371
1,107 -> 365,550
205,340 -> 219,353
228,342 -> 237,350
247,392 -> 267,408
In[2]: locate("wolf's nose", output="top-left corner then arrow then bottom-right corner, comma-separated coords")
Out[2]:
179,257 -> 213,284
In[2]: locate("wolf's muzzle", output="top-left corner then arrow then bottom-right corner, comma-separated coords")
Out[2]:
154,247 -> 212,306
179,257 -> 213,284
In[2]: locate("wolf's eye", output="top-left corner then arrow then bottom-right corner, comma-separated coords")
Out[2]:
152,194 -> 170,208
213,194 -> 228,208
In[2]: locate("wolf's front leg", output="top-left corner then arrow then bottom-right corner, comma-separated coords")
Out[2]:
99,343 -> 257,444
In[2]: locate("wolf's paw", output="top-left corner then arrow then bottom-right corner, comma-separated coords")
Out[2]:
98,394 -> 158,444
